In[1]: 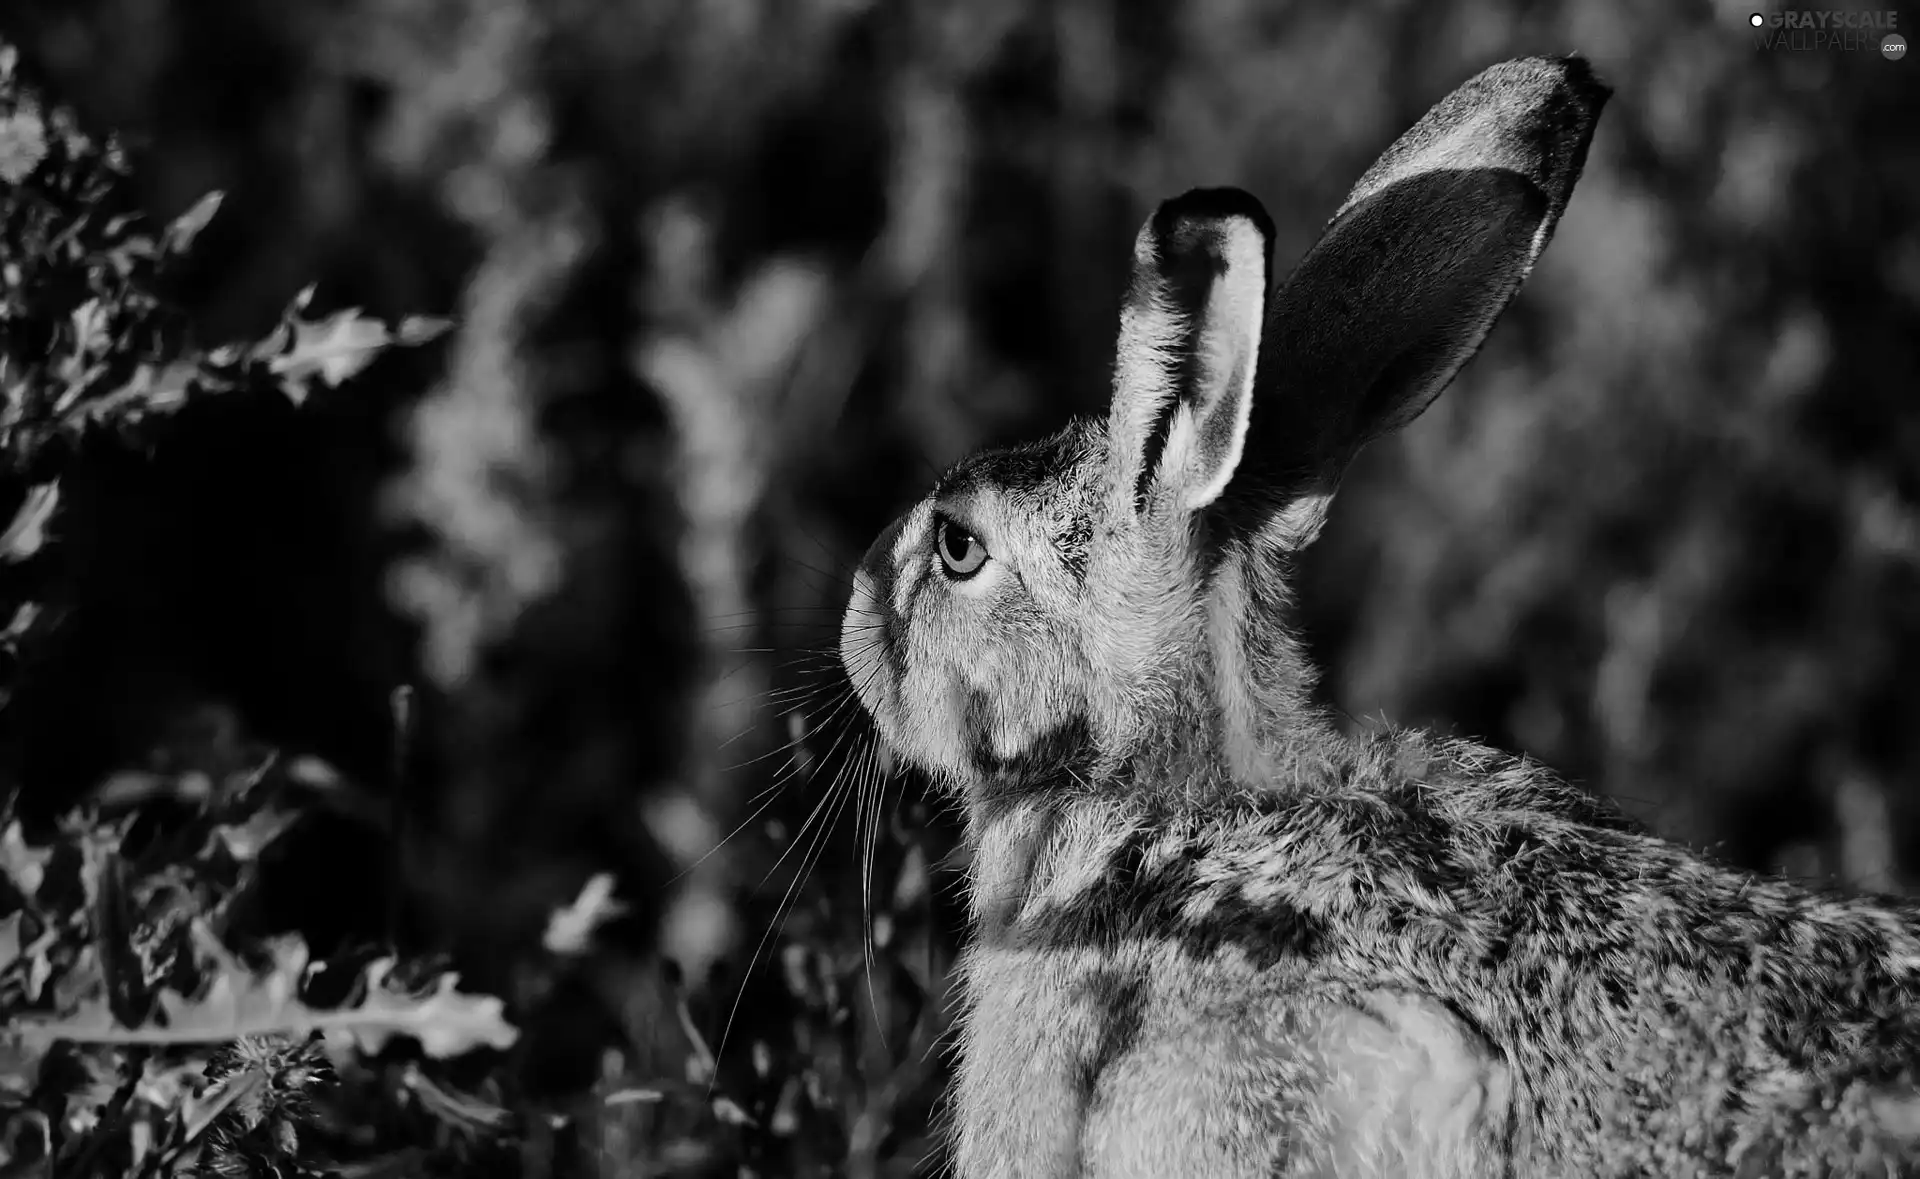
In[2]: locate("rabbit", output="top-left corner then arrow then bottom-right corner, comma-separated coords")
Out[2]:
837,54 -> 1920,1178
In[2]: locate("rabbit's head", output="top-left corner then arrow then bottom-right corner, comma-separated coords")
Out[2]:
842,57 -> 1608,803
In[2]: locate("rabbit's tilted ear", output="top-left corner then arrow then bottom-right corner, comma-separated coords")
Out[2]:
1106,187 -> 1275,519
1234,55 -> 1609,547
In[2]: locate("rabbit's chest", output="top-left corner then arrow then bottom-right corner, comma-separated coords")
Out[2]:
950,939 -> 1516,1179
949,943 -> 1123,1178
950,941 -> 1293,1179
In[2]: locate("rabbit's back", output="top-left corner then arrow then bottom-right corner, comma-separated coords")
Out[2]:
952,741 -> 1920,1176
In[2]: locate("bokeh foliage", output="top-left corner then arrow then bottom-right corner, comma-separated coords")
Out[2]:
1,0 -> 1917,1174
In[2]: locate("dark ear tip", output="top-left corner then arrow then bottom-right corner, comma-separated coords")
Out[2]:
1553,54 -> 1614,107
1151,187 -> 1277,251
1489,54 -> 1613,119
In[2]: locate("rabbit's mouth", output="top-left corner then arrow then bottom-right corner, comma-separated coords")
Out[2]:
840,559 -> 949,776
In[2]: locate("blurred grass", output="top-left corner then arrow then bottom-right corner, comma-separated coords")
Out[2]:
1,0 -> 1918,1173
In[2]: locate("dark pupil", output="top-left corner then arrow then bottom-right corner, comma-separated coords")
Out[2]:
943,524 -> 972,563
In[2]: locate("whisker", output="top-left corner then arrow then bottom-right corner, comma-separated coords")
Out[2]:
858,735 -> 894,1053
770,748 -> 858,944
701,612 -> 845,636
706,652 -> 849,737
778,553 -> 862,595
702,610 -> 844,629
711,716 -> 867,1092
746,657 -> 883,897
717,718 -> 809,772
771,660 -> 879,779
787,516 -> 859,579
665,749 -> 805,886
676,669 -> 856,879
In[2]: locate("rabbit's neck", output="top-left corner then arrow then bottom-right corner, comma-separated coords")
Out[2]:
966,790 -> 1131,935
1196,537 -> 1324,783
959,727 -> 1624,946
960,737 -> 1329,938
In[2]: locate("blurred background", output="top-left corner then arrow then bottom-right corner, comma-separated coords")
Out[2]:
2,0 -> 1919,1173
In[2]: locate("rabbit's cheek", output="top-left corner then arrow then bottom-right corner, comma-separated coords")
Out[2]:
859,679 -> 948,781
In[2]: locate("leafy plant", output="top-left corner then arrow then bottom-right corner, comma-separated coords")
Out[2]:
0,36 -> 531,1179
0,775 -> 519,1176
0,40 -> 447,701
0,35 -> 965,1177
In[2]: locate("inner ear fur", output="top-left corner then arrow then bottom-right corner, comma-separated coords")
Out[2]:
1107,187 -> 1275,520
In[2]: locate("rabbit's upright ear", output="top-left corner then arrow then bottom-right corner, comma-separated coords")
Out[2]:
1233,55 -> 1609,548
1106,187 -> 1275,520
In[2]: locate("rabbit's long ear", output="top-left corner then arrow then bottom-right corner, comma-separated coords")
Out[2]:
1106,187 -> 1275,520
1232,55 -> 1609,548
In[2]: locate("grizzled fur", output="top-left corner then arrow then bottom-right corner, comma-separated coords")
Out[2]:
839,55 -> 1920,1178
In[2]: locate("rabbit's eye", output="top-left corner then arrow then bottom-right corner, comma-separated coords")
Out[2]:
936,518 -> 988,578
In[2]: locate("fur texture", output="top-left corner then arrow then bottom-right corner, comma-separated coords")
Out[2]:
838,55 -> 1920,1177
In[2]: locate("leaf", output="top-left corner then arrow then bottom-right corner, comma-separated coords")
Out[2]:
21,925 -> 60,1001
0,1035 -> 39,1102
89,848 -> 147,1026
0,106 -> 48,185
60,1048 -> 123,1136
67,360 -> 202,428
52,944 -> 105,1012
0,911 -> 19,974
131,1054 -> 206,1111
0,483 -> 60,563
400,1063 -> 513,1131
0,602 -> 44,643
67,298 -> 110,358
162,192 -> 224,256
69,815 -> 130,913
90,769 -> 190,810
255,294 -> 452,405
12,941 -> 518,1060
0,821 -> 53,899
711,1094 -> 757,1127
395,316 -> 454,346
543,872 -> 627,956
178,1065 -> 268,1147
264,308 -> 392,404
327,958 -> 519,1058
206,808 -> 300,864
128,1117 -> 154,1172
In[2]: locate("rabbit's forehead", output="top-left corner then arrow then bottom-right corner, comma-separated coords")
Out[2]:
937,420 -> 1102,533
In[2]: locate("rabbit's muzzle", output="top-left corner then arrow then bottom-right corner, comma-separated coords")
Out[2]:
841,511 -> 911,743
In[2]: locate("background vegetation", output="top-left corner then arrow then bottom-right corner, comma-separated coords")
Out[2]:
1,0 -> 1917,1174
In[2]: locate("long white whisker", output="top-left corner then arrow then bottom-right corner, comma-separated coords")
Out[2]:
710,724 -> 868,1092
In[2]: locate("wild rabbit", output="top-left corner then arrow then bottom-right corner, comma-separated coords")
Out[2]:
838,55 -> 1920,1178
